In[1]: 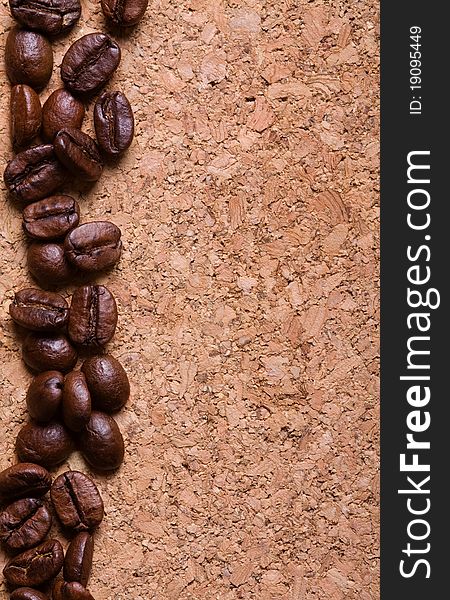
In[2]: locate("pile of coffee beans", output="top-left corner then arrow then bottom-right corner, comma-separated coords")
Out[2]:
2,0 -> 148,596
0,465 -> 103,596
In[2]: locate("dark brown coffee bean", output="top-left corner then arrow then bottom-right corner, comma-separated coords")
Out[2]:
16,421 -> 74,468
64,222 -> 122,272
22,332 -> 78,372
10,588 -> 49,600
63,371 -> 91,432
50,471 -> 104,532
94,91 -> 134,156
23,196 -> 80,240
5,29 -> 53,90
61,33 -> 121,96
68,285 -> 117,347
27,242 -> 75,286
26,371 -> 64,422
3,539 -> 63,587
101,0 -> 148,26
64,532 -> 93,586
82,355 -> 129,412
10,85 -> 42,149
9,288 -> 69,332
53,581 -> 94,600
0,463 -> 51,504
4,145 -> 68,204
42,89 -> 85,142
0,498 -> 52,552
79,411 -> 124,471
54,129 -> 103,182
9,0 -> 81,36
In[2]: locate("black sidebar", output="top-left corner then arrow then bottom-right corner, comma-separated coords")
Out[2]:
381,2 -> 448,598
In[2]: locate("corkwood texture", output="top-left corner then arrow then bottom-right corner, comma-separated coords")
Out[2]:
0,1 -> 379,598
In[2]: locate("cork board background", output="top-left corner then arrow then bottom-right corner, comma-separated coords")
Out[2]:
0,1 -> 379,599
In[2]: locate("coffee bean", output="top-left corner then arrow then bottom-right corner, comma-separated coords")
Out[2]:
3,539 -> 63,587
53,581 -> 94,600
10,85 -> 42,149
42,89 -> 85,142
50,471 -> 104,531
28,242 -> 75,286
10,588 -> 49,600
5,29 -> 53,90
9,0 -> 81,36
26,371 -> 64,422
94,91 -> 134,156
0,463 -> 51,504
9,288 -> 69,331
64,532 -> 94,587
54,129 -> 103,182
0,498 -> 52,552
61,33 -> 121,96
68,285 -> 117,347
82,355 -> 129,412
22,332 -> 78,372
101,0 -> 148,26
63,371 -> 91,432
79,411 -> 124,471
64,222 -> 122,272
16,421 -> 74,468
4,145 -> 68,204
23,196 -> 80,240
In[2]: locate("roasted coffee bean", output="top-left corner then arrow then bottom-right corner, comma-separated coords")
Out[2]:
94,91 -> 134,156
10,588 -> 49,600
23,196 -> 80,240
0,463 -> 51,504
22,332 -> 78,372
82,355 -> 129,412
4,145 -> 68,204
42,89 -> 85,142
64,222 -> 122,272
9,288 -> 69,331
3,539 -> 63,587
54,129 -> 103,182
28,242 -> 75,286
68,285 -> 117,347
0,498 -> 52,552
16,421 -> 74,468
101,0 -> 148,26
64,532 -> 94,586
79,411 -> 124,471
61,33 -> 121,96
26,371 -> 64,422
9,0 -> 81,36
53,581 -> 94,600
63,371 -> 91,432
10,85 -> 42,149
5,29 -> 53,90
51,471 -> 104,531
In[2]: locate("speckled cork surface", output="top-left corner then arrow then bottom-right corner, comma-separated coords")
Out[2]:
0,1 -> 379,598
